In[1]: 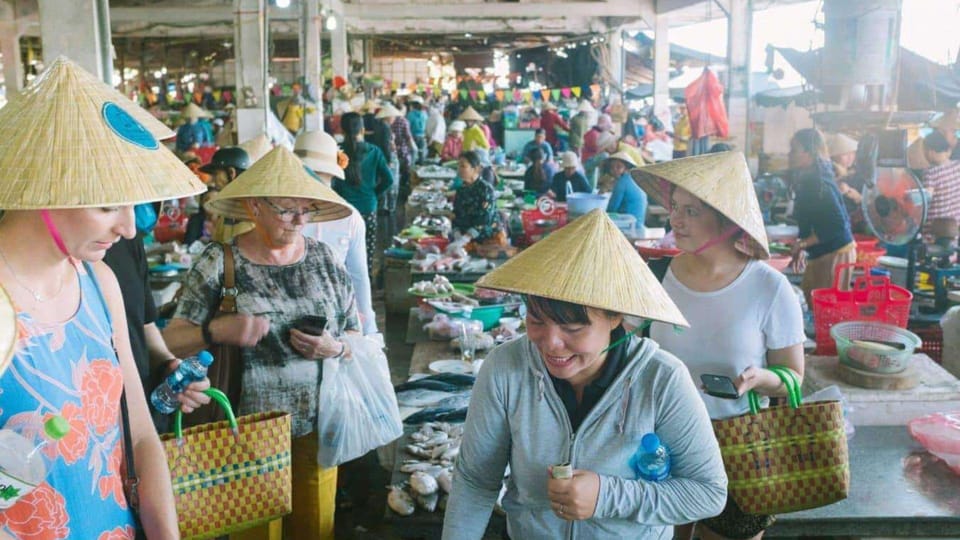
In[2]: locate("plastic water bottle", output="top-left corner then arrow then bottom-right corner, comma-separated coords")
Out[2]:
150,351 -> 214,414
0,416 -> 70,509
630,433 -> 671,482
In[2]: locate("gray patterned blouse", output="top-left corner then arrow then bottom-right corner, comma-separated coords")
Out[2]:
174,238 -> 360,437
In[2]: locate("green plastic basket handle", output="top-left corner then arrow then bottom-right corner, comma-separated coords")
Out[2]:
746,365 -> 802,414
173,387 -> 239,440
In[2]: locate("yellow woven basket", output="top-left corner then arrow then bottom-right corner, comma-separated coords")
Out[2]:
160,389 -> 292,539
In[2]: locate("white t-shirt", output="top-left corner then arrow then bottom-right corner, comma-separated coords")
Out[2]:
650,260 -> 805,419
302,212 -> 378,336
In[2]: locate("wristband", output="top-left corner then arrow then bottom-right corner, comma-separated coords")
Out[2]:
332,341 -> 346,360
201,320 -> 215,346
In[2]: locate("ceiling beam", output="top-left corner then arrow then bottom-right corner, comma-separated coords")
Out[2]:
346,0 -> 653,20
110,1 -> 654,25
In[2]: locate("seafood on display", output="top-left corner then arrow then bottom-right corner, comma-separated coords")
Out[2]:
388,421 -> 463,516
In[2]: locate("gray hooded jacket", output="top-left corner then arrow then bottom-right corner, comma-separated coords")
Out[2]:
442,334 -> 727,540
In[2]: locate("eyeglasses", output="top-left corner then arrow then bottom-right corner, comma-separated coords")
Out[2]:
260,199 -> 320,223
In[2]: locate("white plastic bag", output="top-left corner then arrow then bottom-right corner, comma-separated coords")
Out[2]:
317,334 -> 404,467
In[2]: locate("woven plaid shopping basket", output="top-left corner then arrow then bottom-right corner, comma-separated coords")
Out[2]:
712,366 -> 849,515
160,388 -> 292,540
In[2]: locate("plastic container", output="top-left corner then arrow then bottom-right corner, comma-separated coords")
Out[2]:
878,256 -> 909,288
416,236 -> 450,252
607,212 -> 637,237
431,303 -> 506,331
0,416 -> 69,509
765,224 -> 799,242
853,233 -> 880,249
566,192 -> 610,217
830,321 -> 921,373
521,207 -> 568,244
629,433 -> 671,482
150,351 -> 214,414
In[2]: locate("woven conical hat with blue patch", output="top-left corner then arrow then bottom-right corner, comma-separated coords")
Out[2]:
0,56 -> 205,209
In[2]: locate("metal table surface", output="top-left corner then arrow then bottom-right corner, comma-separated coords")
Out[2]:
767,425 -> 960,537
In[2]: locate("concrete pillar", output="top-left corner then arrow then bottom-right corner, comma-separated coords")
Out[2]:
726,0 -> 752,156
0,23 -> 23,93
301,0 -> 322,131
349,38 -> 366,75
234,0 -> 268,142
329,9 -> 348,82
38,0 -> 112,84
652,14 -> 670,116
607,28 -> 625,98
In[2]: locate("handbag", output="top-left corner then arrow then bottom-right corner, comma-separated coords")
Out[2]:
712,366 -> 850,515
161,388 -> 292,539
181,243 -> 243,428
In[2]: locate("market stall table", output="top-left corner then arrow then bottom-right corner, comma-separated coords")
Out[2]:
803,353 -> 960,426
767,425 -> 960,538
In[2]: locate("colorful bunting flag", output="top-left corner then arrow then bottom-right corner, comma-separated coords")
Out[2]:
495,89 -> 505,102
469,90 -> 478,100
540,89 -> 551,102
459,89 -> 468,100
561,87 -> 572,98
513,89 -> 522,102
589,84 -> 601,97
551,89 -> 561,101
571,86 -> 582,98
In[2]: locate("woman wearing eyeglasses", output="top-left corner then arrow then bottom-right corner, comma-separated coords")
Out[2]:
163,146 -> 359,540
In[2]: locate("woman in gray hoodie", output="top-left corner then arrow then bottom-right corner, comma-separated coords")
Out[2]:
442,209 -> 727,540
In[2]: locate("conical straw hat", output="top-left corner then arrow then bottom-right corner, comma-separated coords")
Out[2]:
0,56 -> 174,141
182,102 -> 213,119
239,134 -> 273,163
0,57 -> 206,209
205,146 -> 353,222
458,106 -> 484,122
632,152 -> 770,259
0,284 -> 15,378
476,209 -> 687,326
605,151 -> 638,168
375,103 -> 401,119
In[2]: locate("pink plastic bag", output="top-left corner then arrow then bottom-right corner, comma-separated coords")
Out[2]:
908,412 -> 960,474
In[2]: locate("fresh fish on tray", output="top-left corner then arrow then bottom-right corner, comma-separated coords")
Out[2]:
403,407 -> 469,425
396,388 -> 468,408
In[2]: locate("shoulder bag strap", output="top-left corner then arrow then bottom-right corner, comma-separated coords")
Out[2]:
218,242 -> 238,314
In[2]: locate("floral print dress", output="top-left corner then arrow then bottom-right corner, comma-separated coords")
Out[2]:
0,262 -> 137,540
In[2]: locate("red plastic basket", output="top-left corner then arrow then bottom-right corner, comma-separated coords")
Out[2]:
856,245 -> 887,267
912,324 -> 943,363
521,207 -> 568,244
812,263 -> 913,355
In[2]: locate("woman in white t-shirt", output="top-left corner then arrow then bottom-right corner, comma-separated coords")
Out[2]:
635,152 -> 805,540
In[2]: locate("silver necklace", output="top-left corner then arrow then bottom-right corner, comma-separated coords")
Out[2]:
0,246 -> 66,303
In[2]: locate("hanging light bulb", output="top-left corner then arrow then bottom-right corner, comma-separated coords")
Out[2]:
326,14 -> 337,31
275,0 -> 291,8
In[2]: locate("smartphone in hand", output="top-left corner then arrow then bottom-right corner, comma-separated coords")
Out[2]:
294,315 -> 328,336
700,374 -> 740,399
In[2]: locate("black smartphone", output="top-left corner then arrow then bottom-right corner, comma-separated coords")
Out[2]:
700,374 -> 740,399
294,315 -> 328,336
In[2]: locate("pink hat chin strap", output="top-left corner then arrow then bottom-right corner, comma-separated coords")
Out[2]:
40,210 -> 71,257
692,225 -> 743,255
